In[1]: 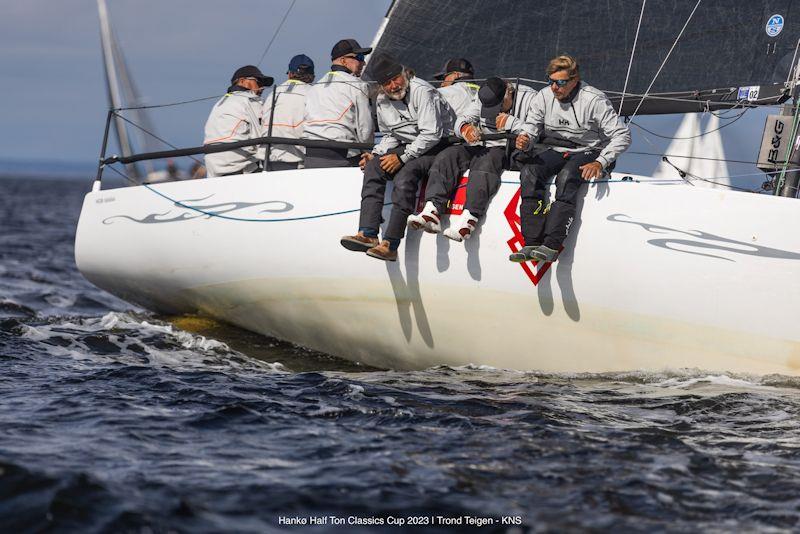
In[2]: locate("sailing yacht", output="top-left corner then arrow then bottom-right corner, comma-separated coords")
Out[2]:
76,1 -> 800,375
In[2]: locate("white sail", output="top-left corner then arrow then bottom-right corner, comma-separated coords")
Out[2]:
97,0 -> 161,177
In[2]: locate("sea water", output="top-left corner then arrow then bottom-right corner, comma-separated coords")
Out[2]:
2,176 -> 800,532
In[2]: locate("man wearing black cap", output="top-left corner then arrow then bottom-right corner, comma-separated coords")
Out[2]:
435,58 -> 480,117
203,65 -> 273,177
409,77 -> 537,241
339,54 -> 455,262
303,39 -> 374,168
260,54 -> 315,171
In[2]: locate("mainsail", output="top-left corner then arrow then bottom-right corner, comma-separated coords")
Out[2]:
370,1 -> 800,114
97,0 -> 158,178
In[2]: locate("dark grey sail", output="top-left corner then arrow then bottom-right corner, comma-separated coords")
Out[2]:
370,0 -> 800,115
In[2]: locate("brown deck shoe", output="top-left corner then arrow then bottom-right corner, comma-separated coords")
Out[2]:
366,240 -> 398,262
340,232 -> 379,252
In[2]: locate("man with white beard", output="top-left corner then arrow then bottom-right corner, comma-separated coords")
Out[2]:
339,54 -> 455,262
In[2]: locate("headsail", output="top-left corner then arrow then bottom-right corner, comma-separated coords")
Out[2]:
97,0 -> 158,178
370,1 -> 800,114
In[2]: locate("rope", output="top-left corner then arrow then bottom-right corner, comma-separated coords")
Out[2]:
108,164 -> 387,223
115,94 -> 222,111
628,151 -> 758,165
257,0 -> 297,66
619,0 -> 647,114
516,77 -> 788,109
629,0 -> 703,120
108,158 -> 780,227
110,77 -> 787,114
629,108 -> 748,140
113,113 -> 204,166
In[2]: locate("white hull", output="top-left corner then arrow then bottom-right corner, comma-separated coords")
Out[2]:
75,168 -> 800,375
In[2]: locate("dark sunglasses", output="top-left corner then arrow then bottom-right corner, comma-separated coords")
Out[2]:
548,77 -> 572,88
346,53 -> 366,62
243,76 -> 266,87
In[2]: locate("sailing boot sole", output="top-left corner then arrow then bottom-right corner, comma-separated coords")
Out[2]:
340,237 -> 377,252
509,252 -> 534,263
366,249 -> 397,262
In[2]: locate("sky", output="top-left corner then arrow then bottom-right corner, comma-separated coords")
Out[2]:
0,0 -> 391,166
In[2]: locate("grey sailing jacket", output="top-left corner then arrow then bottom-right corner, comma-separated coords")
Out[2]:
438,80 -> 480,118
203,89 -> 264,177
372,76 -> 455,163
259,79 -> 311,165
519,82 -> 631,169
455,84 -> 538,148
302,69 -> 374,158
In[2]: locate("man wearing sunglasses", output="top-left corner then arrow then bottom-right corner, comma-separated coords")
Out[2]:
203,65 -> 274,177
339,54 -> 455,261
511,55 -> 630,263
303,39 -> 374,168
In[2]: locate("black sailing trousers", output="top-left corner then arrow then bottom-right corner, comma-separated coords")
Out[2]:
425,145 -> 506,218
304,147 -> 361,169
359,145 -> 446,242
519,148 -> 599,249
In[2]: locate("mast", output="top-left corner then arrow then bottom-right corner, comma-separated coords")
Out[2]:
774,45 -> 800,198
97,0 -> 139,179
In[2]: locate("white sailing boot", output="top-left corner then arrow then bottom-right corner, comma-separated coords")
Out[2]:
406,201 -> 441,233
443,209 -> 478,242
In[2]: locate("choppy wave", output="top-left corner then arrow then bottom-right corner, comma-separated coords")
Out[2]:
3,178 -> 800,532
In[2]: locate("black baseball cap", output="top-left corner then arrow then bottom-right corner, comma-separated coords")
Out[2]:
230,65 -> 274,87
369,54 -> 404,85
433,58 -> 474,80
479,77 -> 508,127
331,39 -> 373,60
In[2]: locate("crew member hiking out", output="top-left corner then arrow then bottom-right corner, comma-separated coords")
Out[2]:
340,54 -> 455,262
434,58 -> 479,117
303,39 -> 374,168
203,65 -> 273,177
260,54 -> 315,170
511,55 -> 630,263
409,76 -> 537,241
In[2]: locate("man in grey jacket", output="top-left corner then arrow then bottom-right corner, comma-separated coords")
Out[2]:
410,77 -> 537,241
511,55 -> 631,263
435,58 -> 479,118
260,54 -> 314,170
303,39 -> 374,168
340,54 -> 455,261
203,65 -> 273,177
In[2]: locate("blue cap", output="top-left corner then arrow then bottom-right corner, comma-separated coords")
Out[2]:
288,54 -> 314,74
